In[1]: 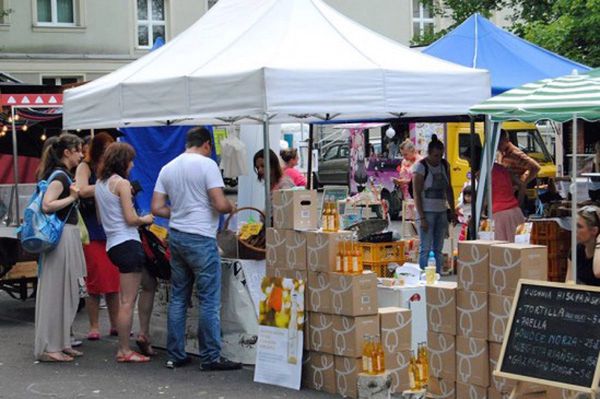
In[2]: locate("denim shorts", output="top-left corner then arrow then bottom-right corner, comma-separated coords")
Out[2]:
108,240 -> 145,274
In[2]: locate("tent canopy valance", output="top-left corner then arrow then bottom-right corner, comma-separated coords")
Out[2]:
63,0 -> 490,130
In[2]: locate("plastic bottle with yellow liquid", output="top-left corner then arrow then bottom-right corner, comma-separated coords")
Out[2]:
321,200 -> 330,232
342,239 -> 350,274
326,198 -> 336,232
415,345 -> 425,386
332,199 -> 340,232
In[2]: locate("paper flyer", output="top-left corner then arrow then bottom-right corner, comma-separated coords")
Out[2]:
254,277 -> 305,390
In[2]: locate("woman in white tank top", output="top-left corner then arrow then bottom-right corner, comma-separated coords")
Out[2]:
95,143 -> 156,363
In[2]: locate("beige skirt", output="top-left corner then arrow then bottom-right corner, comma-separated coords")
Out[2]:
493,206 -> 525,243
34,224 -> 86,358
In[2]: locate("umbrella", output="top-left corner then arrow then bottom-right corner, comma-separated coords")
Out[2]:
470,68 -> 600,280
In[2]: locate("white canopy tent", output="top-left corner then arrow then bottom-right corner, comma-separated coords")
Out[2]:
63,0 -> 491,221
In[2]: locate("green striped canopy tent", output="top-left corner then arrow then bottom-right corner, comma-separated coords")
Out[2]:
470,69 -> 600,279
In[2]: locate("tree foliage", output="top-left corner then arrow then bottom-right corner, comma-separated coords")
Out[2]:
411,0 -> 600,67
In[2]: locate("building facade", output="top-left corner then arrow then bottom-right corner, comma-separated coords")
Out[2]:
0,0 -> 513,85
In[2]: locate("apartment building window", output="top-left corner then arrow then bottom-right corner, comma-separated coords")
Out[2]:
137,0 -> 166,48
42,76 -> 82,86
36,0 -> 75,26
412,0 -> 434,38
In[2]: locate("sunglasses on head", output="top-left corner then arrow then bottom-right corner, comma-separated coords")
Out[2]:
580,206 -> 600,227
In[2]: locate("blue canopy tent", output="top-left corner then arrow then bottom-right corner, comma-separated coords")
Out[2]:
423,13 -> 591,95
423,14 -> 592,234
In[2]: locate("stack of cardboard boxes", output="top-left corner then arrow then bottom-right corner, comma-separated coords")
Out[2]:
427,241 -> 549,399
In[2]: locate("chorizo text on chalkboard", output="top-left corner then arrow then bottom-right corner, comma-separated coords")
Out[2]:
500,283 -> 600,390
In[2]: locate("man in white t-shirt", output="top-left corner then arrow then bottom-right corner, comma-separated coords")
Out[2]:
151,127 -> 240,371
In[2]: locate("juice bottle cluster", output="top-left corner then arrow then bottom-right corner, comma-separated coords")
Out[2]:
335,237 -> 363,274
361,335 -> 385,375
321,197 -> 340,232
409,343 -> 429,390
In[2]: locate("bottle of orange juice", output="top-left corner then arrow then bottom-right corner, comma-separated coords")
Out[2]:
354,242 -> 363,274
332,200 -> 340,232
362,335 -> 374,374
351,240 -> 360,274
373,335 -> 385,373
416,345 -> 425,386
342,239 -> 350,274
419,343 -> 429,385
327,199 -> 336,232
409,352 -> 422,390
335,242 -> 343,273
321,201 -> 330,232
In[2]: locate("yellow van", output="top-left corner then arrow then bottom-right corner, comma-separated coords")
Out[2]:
446,121 -> 556,202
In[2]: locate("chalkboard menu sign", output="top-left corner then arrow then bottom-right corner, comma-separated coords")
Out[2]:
497,280 -> 600,393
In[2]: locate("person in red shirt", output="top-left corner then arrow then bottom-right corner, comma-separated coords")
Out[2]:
464,145 -> 526,242
280,148 -> 307,187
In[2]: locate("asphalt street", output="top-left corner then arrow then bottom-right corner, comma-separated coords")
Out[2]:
0,291 -> 333,399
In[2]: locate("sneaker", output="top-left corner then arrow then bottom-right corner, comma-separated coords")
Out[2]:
200,357 -> 242,372
165,357 -> 192,369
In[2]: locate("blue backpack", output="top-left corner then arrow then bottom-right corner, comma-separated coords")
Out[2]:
18,170 -> 76,254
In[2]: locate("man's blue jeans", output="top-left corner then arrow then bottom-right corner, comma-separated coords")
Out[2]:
167,229 -> 222,364
418,211 -> 449,273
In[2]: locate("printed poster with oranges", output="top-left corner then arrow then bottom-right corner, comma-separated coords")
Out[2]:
253,277 -> 305,390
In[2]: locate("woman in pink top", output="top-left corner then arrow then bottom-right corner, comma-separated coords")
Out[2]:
280,148 -> 307,187
393,139 -> 422,199
464,145 -> 525,242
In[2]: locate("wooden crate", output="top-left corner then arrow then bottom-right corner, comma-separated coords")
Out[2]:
363,262 -> 395,278
359,241 -> 405,263
547,257 -> 568,283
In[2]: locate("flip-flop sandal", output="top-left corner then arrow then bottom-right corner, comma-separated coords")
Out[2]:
39,352 -> 74,363
136,337 -> 157,357
116,351 -> 150,363
63,348 -> 83,357
110,329 -> 133,337
87,332 -> 101,341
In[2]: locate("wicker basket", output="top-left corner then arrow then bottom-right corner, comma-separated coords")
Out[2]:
218,207 -> 266,260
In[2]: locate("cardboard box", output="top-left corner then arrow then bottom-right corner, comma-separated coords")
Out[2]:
456,336 -> 489,387
429,378 -> 456,399
426,282 -> 457,335
304,319 -> 310,351
332,315 -> 379,358
457,382 -> 488,399
379,307 -> 412,353
303,351 -> 336,394
330,272 -> 378,317
546,387 -> 576,399
334,356 -> 362,398
272,189 -> 318,230
457,290 -> 488,339
487,386 -> 506,399
458,240 -> 506,292
285,229 -> 307,270
489,342 -> 516,393
308,313 -> 334,354
489,244 -> 548,296
307,272 -> 332,313
427,331 -> 456,381
306,231 -> 352,272
266,228 -> 286,269
386,350 -> 411,394
488,294 -> 513,343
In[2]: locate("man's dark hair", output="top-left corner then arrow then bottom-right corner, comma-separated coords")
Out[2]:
186,127 -> 213,149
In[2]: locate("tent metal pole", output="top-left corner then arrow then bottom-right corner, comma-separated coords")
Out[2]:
571,117 -> 578,282
306,124 -> 314,189
485,116 -> 494,228
469,116 -> 477,239
263,117 -> 272,228
11,106 -> 20,226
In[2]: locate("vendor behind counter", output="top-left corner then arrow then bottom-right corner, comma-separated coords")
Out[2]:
566,205 -> 600,286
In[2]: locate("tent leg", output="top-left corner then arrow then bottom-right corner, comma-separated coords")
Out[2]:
263,118 -> 272,228
11,106 -> 20,226
307,124 -> 314,190
469,116 -> 478,240
571,117 -> 578,281
485,116 -> 494,229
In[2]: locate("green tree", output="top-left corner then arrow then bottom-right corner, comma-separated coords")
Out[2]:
520,0 -> 600,67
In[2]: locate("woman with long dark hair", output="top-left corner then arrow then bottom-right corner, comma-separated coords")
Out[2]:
35,133 -> 85,362
75,132 -> 120,340
412,135 -> 457,272
253,149 -> 294,190
95,143 -> 156,363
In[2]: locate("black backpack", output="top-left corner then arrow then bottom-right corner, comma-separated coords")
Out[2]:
408,159 -> 450,199
139,226 -> 171,280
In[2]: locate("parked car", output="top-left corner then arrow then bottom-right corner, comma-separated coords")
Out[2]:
315,143 -> 350,187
